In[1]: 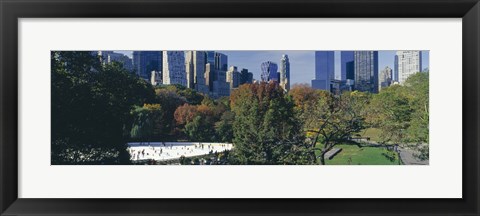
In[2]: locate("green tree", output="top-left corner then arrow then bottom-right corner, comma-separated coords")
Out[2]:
161,84 -> 204,105
215,111 -> 235,143
307,91 -> 370,165
155,88 -> 187,138
230,82 -> 312,165
130,104 -> 163,142
404,72 -> 429,144
51,51 -> 154,165
369,85 -> 413,143
184,115 -> 216,142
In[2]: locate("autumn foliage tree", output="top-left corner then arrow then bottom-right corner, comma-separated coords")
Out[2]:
173,97 -> 229,142
289,84 -> 332,132
174,104 -> 198,126
230,82 -> 313,165
154,87 -> 188,138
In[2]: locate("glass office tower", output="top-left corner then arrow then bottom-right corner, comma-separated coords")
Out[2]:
341,51 -> 354,81
354,51 -> 379,93
132,51 -> 162,79
311,51 -> 334,91
260,61 -> 279,82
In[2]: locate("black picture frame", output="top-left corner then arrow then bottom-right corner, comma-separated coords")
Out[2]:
1,0 -> 479,215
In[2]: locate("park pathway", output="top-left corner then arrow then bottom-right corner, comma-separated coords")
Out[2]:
397,147 -> 429,165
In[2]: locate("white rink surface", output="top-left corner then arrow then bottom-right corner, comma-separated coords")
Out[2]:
127,142 -> 233,161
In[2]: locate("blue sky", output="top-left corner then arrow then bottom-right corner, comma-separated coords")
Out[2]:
115,50 -> 429,85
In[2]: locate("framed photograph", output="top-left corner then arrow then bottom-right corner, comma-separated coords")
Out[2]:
1,0 -> 479,215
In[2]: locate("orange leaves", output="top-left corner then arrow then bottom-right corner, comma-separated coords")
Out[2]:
230,82 -> 285,113
174,104 -> 198,125
174,103 -> 215,126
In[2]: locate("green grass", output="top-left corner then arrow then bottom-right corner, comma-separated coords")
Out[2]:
358,128 -> 383,142
315,143 -> 400,165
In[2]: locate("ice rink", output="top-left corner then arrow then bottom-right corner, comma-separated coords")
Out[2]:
127,142 -> 233,161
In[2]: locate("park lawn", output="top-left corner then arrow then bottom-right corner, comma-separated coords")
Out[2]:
315,143 -> 400,165
359,128 -> 383,142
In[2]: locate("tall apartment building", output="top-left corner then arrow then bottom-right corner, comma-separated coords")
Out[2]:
279,54 -> 290,91
396,51 -> 422,84
185,51 -> 209,94
226,66 -> 240,89
162,51 -> 187,86
379,66 -> 393,91
393,54 -> 399,82
207,51 -> 230,98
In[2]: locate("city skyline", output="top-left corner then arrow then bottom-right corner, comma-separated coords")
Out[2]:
115,50 -> 429,85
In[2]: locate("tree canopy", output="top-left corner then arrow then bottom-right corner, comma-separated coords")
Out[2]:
51,51 -> 154,164
230,82 -> 313,165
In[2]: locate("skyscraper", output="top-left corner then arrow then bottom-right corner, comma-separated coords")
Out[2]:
341,51 -> 354,81
185,51 -> 209,93
226,66 -> 240,89
204,51 -> 216,92
396,51 -> 422,84
185,51 -> 195,89
162,51 -> 187,86
260,61 -> 278,82
311,51 -> 334,91
280,54 -> 290,91
205,63 -> 213,91
208,51 -> 230,98
393,54 -> 399,82
133,51 -> 162,79
354,51 -> 379,93
215,53 -> 228,71
247,73 -> 253,84
205,51 -> 216,66
211,68 -> 230,98
346,61 -> 355,80
240,68 -> 253,85
379,66 -> 393,91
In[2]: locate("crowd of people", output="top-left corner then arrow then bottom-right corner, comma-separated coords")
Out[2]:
127,142 -> 233,161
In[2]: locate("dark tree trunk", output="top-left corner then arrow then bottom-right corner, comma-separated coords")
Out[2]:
311,131 -> 321,164
311,151 -> 317,164
319,152 -> 326,165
